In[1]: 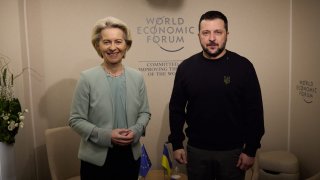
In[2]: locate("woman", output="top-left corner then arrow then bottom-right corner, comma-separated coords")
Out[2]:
69,16 -> 151,180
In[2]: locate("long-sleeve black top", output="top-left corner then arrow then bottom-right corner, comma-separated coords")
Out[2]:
168,50 -> 264,157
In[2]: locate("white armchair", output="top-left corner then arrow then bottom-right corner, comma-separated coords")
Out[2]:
45,126 -> 81,180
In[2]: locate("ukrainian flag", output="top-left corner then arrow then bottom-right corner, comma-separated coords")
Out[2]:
161,144 -> 172,176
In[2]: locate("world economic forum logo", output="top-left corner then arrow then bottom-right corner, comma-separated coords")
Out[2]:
136,16 -> 195,52
296,80 -> 317,103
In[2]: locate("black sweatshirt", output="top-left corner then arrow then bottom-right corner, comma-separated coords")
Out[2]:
168,50 -> 264,157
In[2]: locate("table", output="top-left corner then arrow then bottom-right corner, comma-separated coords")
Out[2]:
145,169 -> 188,180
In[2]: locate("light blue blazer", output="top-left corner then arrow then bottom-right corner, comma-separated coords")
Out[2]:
69,65 -> 151,166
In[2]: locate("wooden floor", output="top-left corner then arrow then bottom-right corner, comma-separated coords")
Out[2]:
144,169 -> 188,180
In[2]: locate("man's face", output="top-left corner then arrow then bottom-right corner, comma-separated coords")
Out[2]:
198,19 -> 228,59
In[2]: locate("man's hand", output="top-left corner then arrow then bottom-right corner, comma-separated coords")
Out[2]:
111,129 -> 134,146
237,153 -> 255,171
173,149 -> 187,164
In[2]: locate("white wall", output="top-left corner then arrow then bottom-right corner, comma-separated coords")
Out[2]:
291,0 -> 320,178
0,1 -> 36,180
0,0 -> 318,179
23,0 -> 292,178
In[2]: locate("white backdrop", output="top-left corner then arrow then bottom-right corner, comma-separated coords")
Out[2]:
1,0 -> 319,179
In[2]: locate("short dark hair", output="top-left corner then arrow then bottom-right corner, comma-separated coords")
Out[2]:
198,11 -> 228,32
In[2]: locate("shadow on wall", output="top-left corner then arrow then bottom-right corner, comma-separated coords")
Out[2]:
157,103 -> 187,174
146,0 -> 184,10
37,143 -> 51,179
39,78 -> 77,128
157,103 -> 170,157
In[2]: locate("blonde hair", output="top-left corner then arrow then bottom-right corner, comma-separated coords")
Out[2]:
91,16 -> 132,58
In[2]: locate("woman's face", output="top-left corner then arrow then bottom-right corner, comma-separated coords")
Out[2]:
98,27 -> 128,65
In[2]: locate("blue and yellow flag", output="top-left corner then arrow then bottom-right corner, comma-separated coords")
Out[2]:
139,144 -> 152,177
161,144 -> 172,176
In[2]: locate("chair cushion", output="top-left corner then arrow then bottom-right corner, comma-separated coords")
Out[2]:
259,151 -> 299,174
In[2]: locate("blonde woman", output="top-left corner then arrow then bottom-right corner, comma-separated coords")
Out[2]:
69,16 -> 151,180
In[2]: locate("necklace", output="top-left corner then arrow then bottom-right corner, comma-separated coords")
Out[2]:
106,70 -> 123,77
103,64 -> 124,77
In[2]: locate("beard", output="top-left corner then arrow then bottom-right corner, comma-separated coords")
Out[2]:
202,40 -> 227,58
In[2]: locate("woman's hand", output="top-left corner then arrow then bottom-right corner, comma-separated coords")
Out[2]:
111,129 -> 134,146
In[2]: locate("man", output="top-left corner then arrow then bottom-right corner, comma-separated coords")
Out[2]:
168,11 -> 264,180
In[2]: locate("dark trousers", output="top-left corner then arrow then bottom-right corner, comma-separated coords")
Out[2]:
187,145 -> 245,180
81,145 -> 140,180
